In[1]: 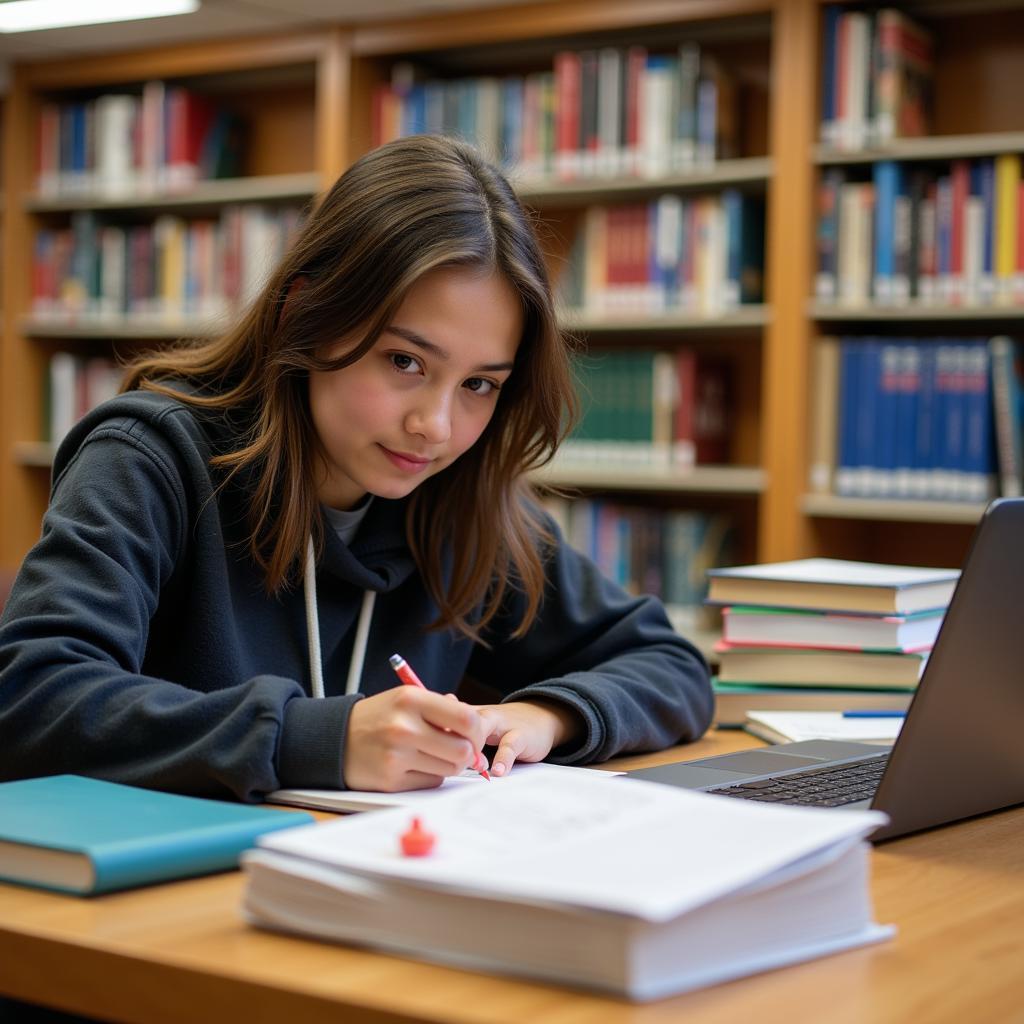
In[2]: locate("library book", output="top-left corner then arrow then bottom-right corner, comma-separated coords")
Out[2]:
706,558 -> 959,615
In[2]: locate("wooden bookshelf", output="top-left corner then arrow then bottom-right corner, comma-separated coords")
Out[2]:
3,0 -> 1018,583
802,493 -> 986,525
563,306 -> 770,333
800,0 -> 1024,567
536,462 -> 766,494
516,156 -> 772,207
23,172 -> 322,214
19,316 -> 225,340
815,130 -> 1024,166
809,302 -> 1024,322
0,31 -> 353,565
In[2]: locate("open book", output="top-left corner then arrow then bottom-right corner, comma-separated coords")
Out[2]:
242,771 -> 892,1000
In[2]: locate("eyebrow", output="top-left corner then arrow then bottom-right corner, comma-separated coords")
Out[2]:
386,325 -> 516,373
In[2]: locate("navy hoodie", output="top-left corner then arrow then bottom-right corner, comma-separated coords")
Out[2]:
0,389 -> 713,801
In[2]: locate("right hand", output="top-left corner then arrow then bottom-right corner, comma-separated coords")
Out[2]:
342,686 -> 489,792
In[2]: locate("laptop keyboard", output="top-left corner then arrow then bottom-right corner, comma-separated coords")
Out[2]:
712,753 -> 890,808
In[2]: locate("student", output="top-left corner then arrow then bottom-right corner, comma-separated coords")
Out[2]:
0,135 -> 713,801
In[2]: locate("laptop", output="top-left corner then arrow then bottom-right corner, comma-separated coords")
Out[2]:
629,498 -> 1024,842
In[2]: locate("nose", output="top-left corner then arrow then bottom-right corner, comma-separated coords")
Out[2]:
405,387 -> 452,445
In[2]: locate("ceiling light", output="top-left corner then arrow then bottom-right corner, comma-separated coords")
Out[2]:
0,0 -> 199,33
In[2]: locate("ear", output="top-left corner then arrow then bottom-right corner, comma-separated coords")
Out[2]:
281,275 -> 309,324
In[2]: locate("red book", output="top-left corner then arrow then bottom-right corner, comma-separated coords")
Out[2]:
674,350 -> 732,467
554,50 -> 581,180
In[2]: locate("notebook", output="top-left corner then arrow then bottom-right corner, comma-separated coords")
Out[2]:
630,498 -> 1024,841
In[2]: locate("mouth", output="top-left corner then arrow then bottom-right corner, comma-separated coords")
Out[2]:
379,445 -> 435,473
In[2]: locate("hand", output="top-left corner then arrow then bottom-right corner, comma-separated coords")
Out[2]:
343,687 -> 490,792
476,699 -> 582,778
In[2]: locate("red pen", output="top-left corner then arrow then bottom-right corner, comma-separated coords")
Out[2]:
389,653 -> 490,781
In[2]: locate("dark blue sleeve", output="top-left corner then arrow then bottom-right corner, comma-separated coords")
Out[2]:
466,516 -> 714,765
0,424 -> 350,801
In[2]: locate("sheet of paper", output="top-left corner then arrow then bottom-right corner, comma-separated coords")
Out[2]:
268,761 -> 621,812
746,710 -> 903,743
259,770 -> 885,922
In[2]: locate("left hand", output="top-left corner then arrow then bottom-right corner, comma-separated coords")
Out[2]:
475,699 -> 582,777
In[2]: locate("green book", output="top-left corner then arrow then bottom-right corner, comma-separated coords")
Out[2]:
0,774 -> 313,895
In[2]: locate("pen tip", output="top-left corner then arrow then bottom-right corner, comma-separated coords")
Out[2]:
388,654 -> 402,668
480,769 -> 491,781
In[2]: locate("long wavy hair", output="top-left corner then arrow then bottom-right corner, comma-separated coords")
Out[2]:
122,134 -> 577,641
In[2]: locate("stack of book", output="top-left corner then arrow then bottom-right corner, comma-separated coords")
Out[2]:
705,558 -> 960,726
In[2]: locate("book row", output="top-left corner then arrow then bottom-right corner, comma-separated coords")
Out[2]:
36,83 -> 246,198
31,206 -> 304,323
819,5 -> 932,152
543,497 -> 733,610
816,156 -> 1024,308
562,349 -> 732,468
809,337 -> 1002,504
558,192 -> 764,317
374,41 -> 740,182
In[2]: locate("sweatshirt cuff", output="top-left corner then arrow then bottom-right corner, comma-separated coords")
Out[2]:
500,684 -> 604,765
276,694 -> 364,789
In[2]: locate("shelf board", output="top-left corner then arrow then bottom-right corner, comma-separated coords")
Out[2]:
515,157 -> 772,207
13,441 -> 57,468
809,301 -> 1024,322
815,131 -> 1024,166
562,305 -> 769,333
802,493 -> 986,524
535,462 -> 765,495
24,172 -> 322,214
21,316 -> 225,339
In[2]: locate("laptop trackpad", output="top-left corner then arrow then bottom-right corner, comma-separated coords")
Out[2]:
628,750 -> 826,791
688,750 -> 826,774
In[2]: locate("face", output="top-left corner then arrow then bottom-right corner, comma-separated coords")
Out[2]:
308,265 -> 523,510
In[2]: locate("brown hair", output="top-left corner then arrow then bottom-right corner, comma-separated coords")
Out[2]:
122,134 -> 577,641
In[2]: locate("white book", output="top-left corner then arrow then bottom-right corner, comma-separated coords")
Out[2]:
95,95 -> 138,198
745,711 -> 903,746
49,353 -> 79,445
243,771 -> 891,1001
707,558 -> 959,614
597,48 -> 623,177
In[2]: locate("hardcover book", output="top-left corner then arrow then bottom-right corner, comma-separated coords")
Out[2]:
0,775 -> 312,895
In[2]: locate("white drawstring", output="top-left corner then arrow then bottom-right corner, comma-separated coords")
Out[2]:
304,536 -> 325,699
303,536 -> 377,699
345,590 -> 376,696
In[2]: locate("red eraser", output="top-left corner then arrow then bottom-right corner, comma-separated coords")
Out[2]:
400,816 -> 436,857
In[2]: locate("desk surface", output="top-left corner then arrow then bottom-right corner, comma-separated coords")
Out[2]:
2,730 -> 1023,1024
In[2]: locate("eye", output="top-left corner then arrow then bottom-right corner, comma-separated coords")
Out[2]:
389,352 -> 422,375
463,377 -> 500,396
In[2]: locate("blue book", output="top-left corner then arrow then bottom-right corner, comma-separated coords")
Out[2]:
836,339 -> 861,495
0,775 -> 313,895
873,161 -> 904,304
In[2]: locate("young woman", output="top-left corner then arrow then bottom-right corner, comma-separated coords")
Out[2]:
0,135 -> 713,801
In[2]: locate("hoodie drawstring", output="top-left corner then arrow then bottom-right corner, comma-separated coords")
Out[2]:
304,536 -> 376,699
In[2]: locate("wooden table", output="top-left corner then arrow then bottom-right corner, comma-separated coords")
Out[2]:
2,729 -> 1023,1024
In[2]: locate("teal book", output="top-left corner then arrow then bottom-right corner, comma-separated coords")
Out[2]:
0,774 -> 314,896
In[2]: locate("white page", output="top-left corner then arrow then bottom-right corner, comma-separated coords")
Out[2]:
259,771 -> 886,922
746,710 -> 903,743
267,761 -> 621,813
